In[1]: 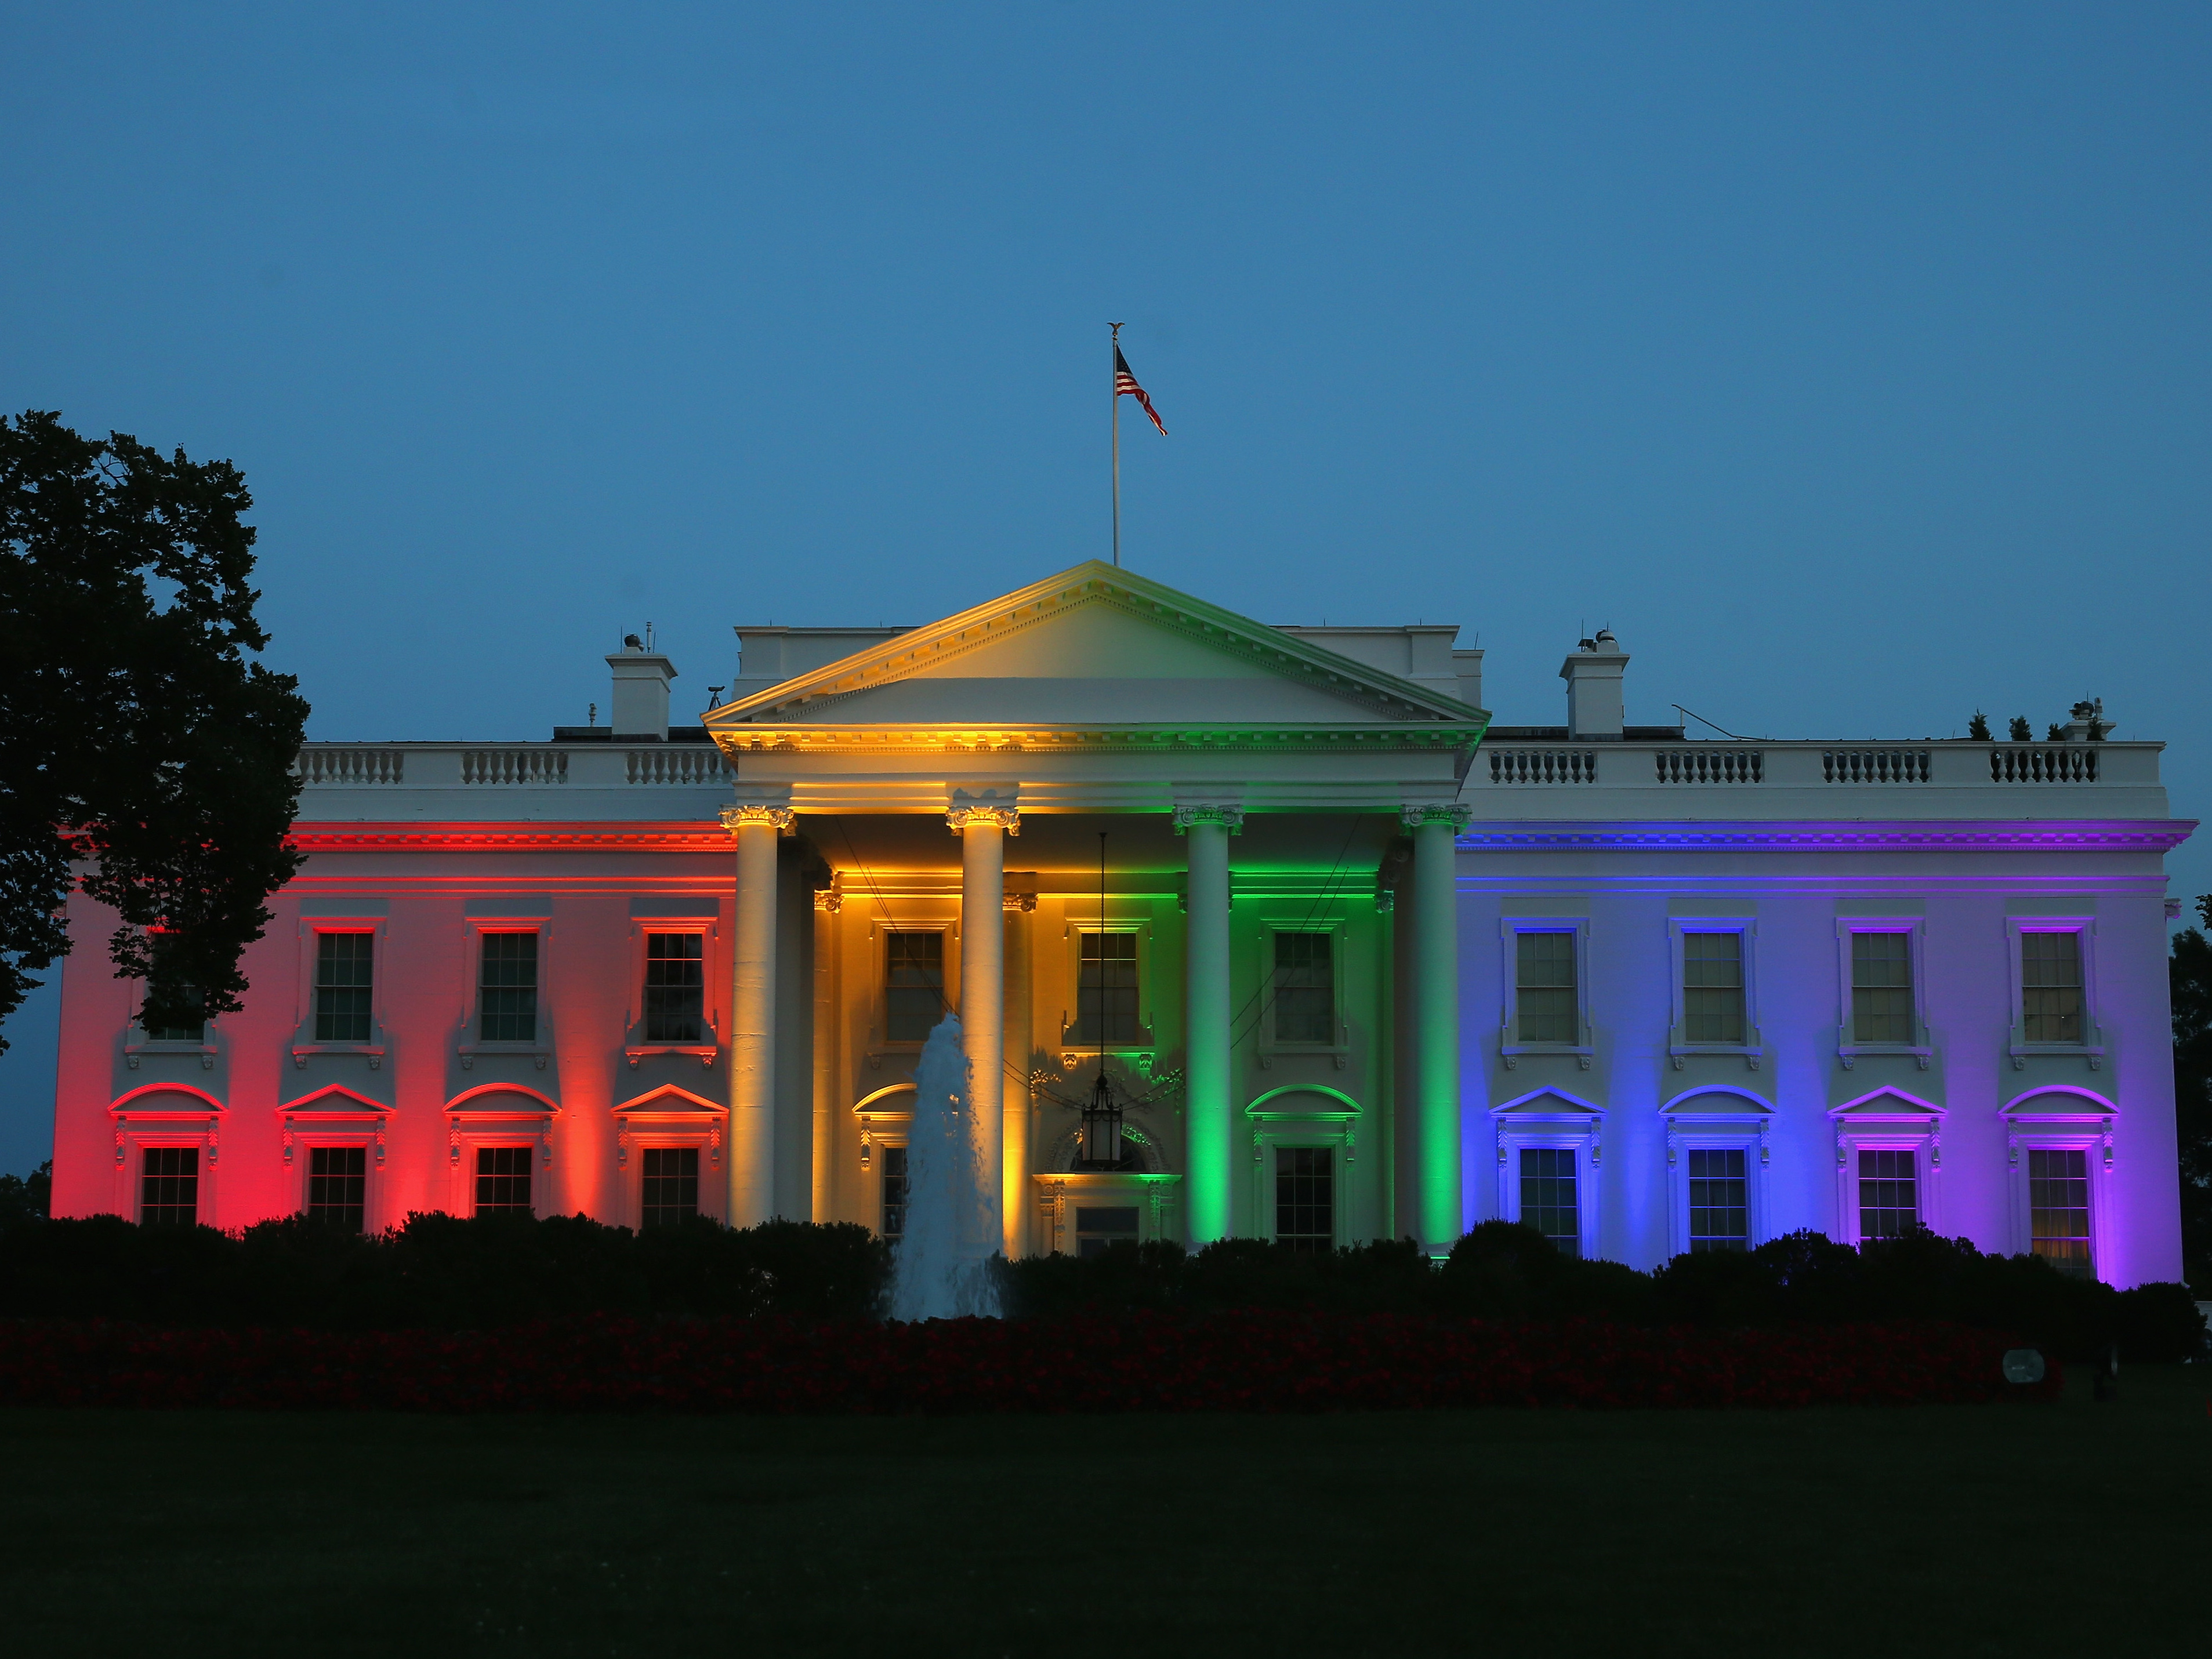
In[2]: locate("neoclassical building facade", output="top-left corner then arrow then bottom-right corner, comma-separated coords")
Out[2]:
50,561 -> 2193,1283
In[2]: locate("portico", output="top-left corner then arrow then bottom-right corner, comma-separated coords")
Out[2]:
703,561 -> 1488,1254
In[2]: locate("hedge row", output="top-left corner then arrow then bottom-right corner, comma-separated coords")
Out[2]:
0,1212 -> 2200,1360
0,1312 -> 2057,1413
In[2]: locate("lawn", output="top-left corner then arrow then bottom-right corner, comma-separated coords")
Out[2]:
2,1364 -> 2205,1658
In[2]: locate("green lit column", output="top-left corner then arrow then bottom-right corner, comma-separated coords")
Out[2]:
1177,804 -> 1241,1243
1405,804 -> 1468,1255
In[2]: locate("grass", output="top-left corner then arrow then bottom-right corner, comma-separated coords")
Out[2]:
2,1364 -> 2207,1658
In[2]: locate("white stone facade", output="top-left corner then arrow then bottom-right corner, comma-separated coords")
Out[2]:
51,562 -> 2192,1284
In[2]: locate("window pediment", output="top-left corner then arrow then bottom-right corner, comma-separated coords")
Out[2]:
1828,1087 -> 1944,1121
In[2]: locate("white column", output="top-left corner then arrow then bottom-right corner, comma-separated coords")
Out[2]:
1404,804 -> 1467,1254
722,804 -> 790,1228
1177,804 -> 1241,1243
1001,892 -> 1035,1258
949,801 -> 1017,1255
810,888 -> 840,1222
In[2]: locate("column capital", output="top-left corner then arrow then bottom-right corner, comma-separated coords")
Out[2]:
720,804 -> 795,834
947,804 -> 1020,833
812,887 -> 843,913
1400,803 -> 1471,831
1003,891 -> 1038,912
1173,804 -> 1245,833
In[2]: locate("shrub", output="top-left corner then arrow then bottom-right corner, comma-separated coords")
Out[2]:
0,1212 -> 2198,1362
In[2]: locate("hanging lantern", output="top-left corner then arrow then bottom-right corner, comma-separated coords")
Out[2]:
1079,1069 -> 1125,1168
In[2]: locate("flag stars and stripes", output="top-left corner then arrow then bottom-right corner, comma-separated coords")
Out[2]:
1115,346 -> 1167,435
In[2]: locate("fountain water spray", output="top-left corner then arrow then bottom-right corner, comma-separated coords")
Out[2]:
888,1012 -> 1003,1320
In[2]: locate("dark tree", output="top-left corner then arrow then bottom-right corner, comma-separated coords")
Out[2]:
0,411 -> 308,1048
2174,899 -> 2212,1290
1968,711 -> 1992,740
0,1160 -> 49,1226
2008,715 -> 2033,742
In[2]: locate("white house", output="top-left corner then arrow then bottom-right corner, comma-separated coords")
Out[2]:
52,561 -> 2192,1284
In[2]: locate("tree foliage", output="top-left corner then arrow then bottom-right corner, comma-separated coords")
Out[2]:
0,411 -> 308,1046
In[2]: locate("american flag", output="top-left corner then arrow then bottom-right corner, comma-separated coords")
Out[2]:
1115,346 -> 1167,435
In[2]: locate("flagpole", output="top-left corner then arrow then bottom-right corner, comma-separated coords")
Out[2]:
1110,321 -> 1122,567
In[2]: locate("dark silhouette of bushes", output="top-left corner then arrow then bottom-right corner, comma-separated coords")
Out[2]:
0,1212 -> 887,1329
0,1211 -> 2199,1361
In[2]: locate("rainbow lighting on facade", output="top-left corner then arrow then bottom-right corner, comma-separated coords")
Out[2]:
52,562 -> 2192,1286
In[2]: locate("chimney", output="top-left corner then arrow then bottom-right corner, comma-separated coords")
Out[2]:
1560,628 -> 1627,740
607,633 -> 677,740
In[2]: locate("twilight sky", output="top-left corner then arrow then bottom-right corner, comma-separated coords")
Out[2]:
2,3 -> 2207,1175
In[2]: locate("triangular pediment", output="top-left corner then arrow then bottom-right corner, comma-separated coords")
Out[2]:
708,561 -> 1487,732
1829,1087 -> 1944,1119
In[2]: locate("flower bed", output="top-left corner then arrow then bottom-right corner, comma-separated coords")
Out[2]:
0,1312 -> 2058,1413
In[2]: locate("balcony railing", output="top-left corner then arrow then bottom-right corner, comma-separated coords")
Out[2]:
1475,739 -> 2156,796
1656,749 -> 1762,785
1823,749 -> 1929,784
627,747 -> 732,785
1991,745 -> 2098,783
295,742 -> 731,790
1489,748 -> 1598,785
462,749 -> 568,785
296,748 -> 405,785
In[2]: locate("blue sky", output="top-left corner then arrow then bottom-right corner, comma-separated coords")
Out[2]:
3,3 -> 2207,1175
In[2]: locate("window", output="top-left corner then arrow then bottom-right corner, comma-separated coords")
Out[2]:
479,933 -> 538,1043
2021,933 -> 2083,1044
314,932 -> 374,1043
1275,1148 -> 1333,1253
1687,1149 -> 1749,1251
1271,931 -> 1335,1043
884,932 -> 945,1043
474,1146 -> 534,1215
1075,1205 -> 1140,1259
2028,1148 -> 2092,1276
1515,932 -> 1578,1043
880,1144 -> 908,1240
139,1147 -> 198,1226
306,1146 -> 367,1232
640,1146 -> 698,1229
142,934 -> 205,1042
1076,932 -> 1140,1046
1682,933 -> 1745,1044
643,933 -> 704,1043
1857,1149 -> 1919,1238
1519,1147 -> 1579,1255
1850,933 -> 1914,1044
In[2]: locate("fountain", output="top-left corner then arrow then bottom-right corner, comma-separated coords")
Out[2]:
887,1012 -> 1003,1320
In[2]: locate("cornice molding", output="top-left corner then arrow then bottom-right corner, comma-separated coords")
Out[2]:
291,825 -> 737,852
1455,821 -> 2195,853
710,724 -> 1483,754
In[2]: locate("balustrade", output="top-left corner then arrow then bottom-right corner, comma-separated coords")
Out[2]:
1488,748 -> 1598,784
1655,748 -> 1762,784
626,747 -> 731,785
1991,746 -> 2098,783
1823,748 -> 1930,784
462,750 -> 568,785
296,749 -> 405,785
